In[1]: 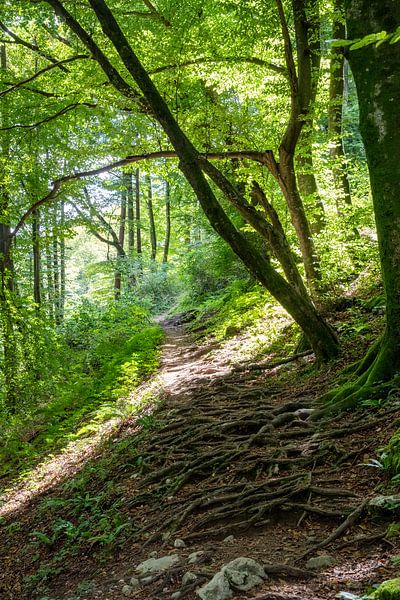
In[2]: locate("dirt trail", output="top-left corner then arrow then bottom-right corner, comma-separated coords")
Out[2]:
1,317 -> 399,599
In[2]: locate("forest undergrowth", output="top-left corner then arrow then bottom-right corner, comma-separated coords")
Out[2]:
1,279 -> 400,600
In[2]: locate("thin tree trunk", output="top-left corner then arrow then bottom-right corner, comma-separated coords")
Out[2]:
163,180 -> 171,264
274,0 -> 322,295
146,174 -> 157,260
296,128 -> 326,234
32,208 -> 41,306
277,151 -> 321,290
126,169 -> 135,252
114,187 -> 126,299
44,210 -> 55,322
59,200 -> 66,319
329,0 -> 352,212
296,8 -> 326,236
0,43 -> 17,410
135,168 -> 142,272
125,169 -> 136,288
52,206 -> 61,324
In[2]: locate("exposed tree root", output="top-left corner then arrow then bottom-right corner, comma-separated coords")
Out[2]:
297,499 -> 369,561
111,326 -> 400,589
313,334 -> 400,416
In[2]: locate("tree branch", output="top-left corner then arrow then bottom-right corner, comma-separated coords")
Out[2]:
0,20 -> 69,72
275,0 -> 298,96
82,188 -> 125,254
42,0 -> 144,105
139,0 -> 171,27
40,22 -> 74,48
12,182 -> 62,238
0,55 -> 89,98
71,199 -> 124,253
0,102 -> 96,131
0,82 -> 58,98
149,56 -> 286,76
9,149 -> 273,242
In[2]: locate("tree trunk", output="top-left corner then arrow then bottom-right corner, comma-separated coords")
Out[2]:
125,169 -> 136,288
347,0 -> 400,363
59,200 -> 66,320
52,206 -> 61,324
114,187 -> 126,299
126,170 -> 135,252
296,6 -> 326,235
0,43 -> 18,410
275,0 -> 322,295
146,174 -> 157,260
296,128 -> 326,234
135,168 -> 142,258
32,208 -> 41,306
318,0 -> 400,411
329,0 -> 353,211
44,210 -> 55,322
277,150 -> 321,292
163,180 -> 171,264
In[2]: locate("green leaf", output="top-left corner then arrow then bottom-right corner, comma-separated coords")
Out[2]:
331,38 -> 356,47
350,31 -> 388,50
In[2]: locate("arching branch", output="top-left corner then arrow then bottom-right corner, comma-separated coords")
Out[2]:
0,102 -> 96,131
0,20 -> 69,71
43,0 -> 145,105
0,55 -> 89,98
123,0 -> 171,27
150,56 -> 286,76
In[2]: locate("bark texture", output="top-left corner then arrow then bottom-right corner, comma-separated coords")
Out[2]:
320,0 -> 400,411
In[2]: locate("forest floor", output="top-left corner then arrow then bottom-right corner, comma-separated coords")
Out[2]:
1,313 -> 400,599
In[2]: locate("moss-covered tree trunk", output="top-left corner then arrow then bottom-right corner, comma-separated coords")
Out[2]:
320,0 -> 400,411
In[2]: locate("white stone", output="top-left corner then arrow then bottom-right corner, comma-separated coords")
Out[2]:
197,557 -> 265,600
122,584 -> 133,596
306,555 -> 336,570
223,557 -> 265,591
188,550 -> 204,564
223,535 -> 235,543
136,554 -> 180,576
197,571 -> 232,600
174,538 -> 186,548
129,577 -> 140,589
182,571 -> 198,586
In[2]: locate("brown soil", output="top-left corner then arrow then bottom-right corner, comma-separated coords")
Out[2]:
1,316 -> 399,600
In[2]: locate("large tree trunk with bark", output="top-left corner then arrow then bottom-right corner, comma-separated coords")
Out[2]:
319,0 -> 400,412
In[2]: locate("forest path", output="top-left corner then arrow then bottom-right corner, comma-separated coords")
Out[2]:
88,316 -> 398,600
115,320 -> 398,600
1,316 -> 399,600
